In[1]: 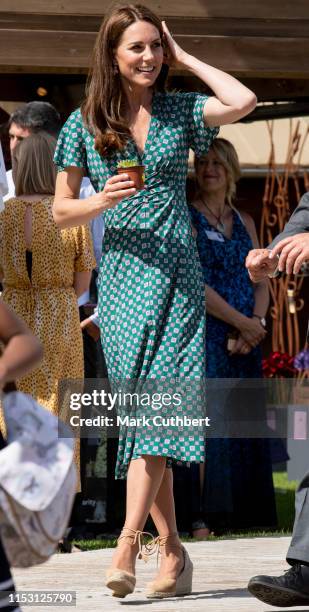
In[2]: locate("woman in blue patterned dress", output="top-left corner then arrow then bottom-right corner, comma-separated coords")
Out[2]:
188,138 -> 277,534
53,4 -> 256,599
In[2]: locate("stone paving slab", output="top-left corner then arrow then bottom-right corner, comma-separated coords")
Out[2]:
12,537 -> 309,612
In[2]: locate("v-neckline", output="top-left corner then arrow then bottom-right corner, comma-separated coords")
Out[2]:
129,91 -> 157,161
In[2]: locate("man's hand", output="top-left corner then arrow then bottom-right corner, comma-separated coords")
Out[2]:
270,233 -> 309,274
245,248 -> 278,282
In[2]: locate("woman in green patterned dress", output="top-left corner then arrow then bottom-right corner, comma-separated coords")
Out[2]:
53,3 -> 256,599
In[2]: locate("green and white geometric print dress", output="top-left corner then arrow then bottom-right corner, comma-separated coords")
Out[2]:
54,92 -> 219,479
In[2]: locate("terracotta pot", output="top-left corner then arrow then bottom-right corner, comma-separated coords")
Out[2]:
117,165 -> 145,191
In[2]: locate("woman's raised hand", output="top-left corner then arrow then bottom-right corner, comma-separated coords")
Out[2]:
99,174 -> 137,210
161,21 -> 187,69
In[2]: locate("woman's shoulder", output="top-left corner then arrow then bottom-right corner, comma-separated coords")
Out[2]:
1,196 -> 26,211
188,201 -> 199,213
188,202 -> 204,225
158,91 -> 201,99
235,209 -> 255,231
1,196 -> 15,207
189,200 -> 203,213
232,207 -> 257,245
237,209 -> 254,223
155,91 -> 198,108
61,108 -> 85,132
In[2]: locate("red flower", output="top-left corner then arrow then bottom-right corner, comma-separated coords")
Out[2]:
262,351 -> 297,378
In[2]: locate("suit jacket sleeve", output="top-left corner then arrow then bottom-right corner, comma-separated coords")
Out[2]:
269,192 -> 309,248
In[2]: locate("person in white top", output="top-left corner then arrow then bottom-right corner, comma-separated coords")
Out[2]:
5,102 -> 62,201
4,102 -> 105,300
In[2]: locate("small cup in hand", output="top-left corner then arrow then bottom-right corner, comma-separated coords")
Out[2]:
117,162 -> 145,191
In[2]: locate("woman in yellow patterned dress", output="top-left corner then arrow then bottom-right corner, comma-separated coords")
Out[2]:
0,133 -> 95,472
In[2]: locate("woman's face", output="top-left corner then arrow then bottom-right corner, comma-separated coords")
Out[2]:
115,20 -> 163,90
195,149 -> 228,195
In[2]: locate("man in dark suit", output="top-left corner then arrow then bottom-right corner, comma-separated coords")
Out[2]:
245,193 -> 309,607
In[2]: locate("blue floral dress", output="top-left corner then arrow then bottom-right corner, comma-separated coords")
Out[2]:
188,205 -> 277,530
190,206 -> 261,377
54,92 -> 218,479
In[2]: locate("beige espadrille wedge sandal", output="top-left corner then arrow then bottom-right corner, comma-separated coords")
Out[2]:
146,533 -> 193,599
105,527 -> 157,598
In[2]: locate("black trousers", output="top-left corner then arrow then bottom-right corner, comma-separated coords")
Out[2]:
0,432 -> 18,611
287,468 -> 309,566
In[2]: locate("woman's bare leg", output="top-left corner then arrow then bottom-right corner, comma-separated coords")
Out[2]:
149,468 -> 184,581
150,468 -> 177,534
110,455 -> 166,573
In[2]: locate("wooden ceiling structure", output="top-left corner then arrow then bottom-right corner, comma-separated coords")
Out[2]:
1,1 -> 309,119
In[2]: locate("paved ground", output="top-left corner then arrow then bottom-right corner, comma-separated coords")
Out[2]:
13,537 -> 309,612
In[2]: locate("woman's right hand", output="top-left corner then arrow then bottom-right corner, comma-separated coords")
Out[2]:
99,174 -> 137,210
236,316 -> 266,347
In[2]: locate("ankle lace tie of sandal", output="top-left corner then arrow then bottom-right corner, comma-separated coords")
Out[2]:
117,527 -> 159,563
154,532 -> 182,566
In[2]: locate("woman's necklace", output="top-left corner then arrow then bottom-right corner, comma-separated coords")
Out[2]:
200,196 -> 226,233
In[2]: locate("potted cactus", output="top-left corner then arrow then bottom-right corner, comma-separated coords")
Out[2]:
117,159 -> 145,191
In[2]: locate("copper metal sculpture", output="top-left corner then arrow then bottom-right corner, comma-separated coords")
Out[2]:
260,119 -> 308,357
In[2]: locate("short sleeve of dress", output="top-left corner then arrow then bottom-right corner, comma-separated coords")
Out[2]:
54,109 -> 87,172
73,224 -> 96,272
184,92 -> 219,157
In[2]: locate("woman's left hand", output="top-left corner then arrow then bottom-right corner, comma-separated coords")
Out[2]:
161,21 -> 188,69
237,315 -> 266,348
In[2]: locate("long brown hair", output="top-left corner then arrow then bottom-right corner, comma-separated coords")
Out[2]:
81,4 -> 167,157
13,132 -> 57,196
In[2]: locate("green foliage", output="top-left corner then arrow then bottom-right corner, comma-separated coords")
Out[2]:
72,539 -> 117,551
117,159 -> 140,168
273,471 -> 298,492
273,471 -> 298,532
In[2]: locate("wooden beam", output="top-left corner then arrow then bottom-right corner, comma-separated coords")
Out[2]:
0,12 -> 100,31
1,30 -> 309,78
242,101 -> 309,122
1,14 -> 309,37
240,78 -> 309,101
0,29 -> 93,71
1,0 -> 309,20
